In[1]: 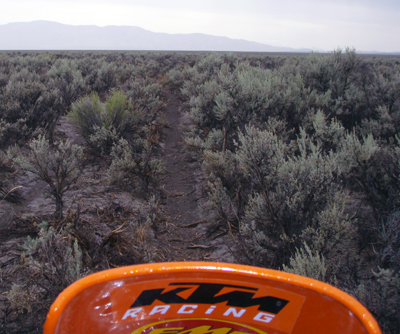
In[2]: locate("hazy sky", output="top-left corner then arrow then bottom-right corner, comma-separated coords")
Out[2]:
1,0 -> 399,52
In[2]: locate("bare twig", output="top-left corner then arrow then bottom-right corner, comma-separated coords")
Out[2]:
182,220 -> 205,228
188,244 -> 213,249
0,186 -> 23,203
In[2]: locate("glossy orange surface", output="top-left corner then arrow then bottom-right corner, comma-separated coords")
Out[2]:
43,262 -> 381,334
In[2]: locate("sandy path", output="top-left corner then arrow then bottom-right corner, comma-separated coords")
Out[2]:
156,92 -> 236,263
156,92 -> 213,261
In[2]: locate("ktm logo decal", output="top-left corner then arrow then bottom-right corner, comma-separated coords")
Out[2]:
131,283 -> 288,314
121,282 -> 288,325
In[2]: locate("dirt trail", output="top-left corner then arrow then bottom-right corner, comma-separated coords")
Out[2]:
157,93 -> 211,261
157,93 -> 235,262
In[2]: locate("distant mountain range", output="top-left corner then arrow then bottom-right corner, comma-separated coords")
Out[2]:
0,21 -> 314,52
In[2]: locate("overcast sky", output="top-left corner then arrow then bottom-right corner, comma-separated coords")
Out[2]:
1,0 -> 399,52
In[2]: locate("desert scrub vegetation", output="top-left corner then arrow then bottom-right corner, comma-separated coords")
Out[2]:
0,67 -> 62,147
69,89 -> 164,192
5,221 -> 87,316
107,137 -> 164,193
171,50 -> 400,333
68,90 -> 140,154
0,51 -> 172,333
13,135 -> 84,219
2,198 -> 161,332
0,50 -> 399,333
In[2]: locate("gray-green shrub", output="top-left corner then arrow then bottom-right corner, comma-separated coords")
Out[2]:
13,135 -> 84,219
68,90 -> 140,154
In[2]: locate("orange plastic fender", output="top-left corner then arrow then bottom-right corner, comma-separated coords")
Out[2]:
43,262 -> 381,334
